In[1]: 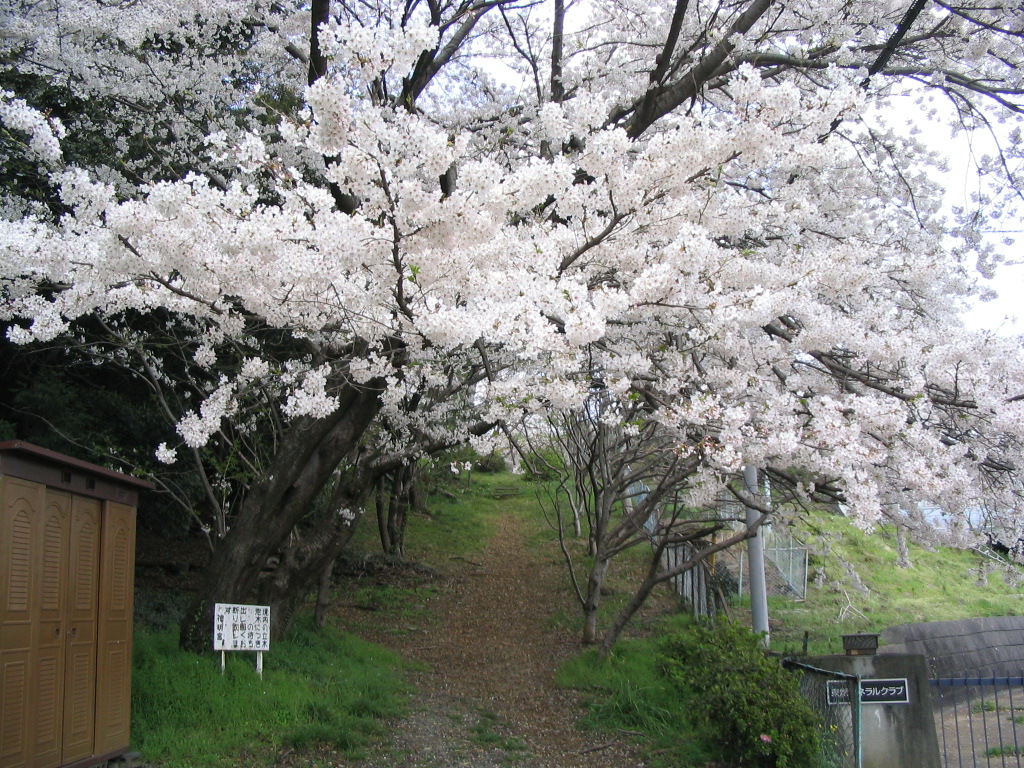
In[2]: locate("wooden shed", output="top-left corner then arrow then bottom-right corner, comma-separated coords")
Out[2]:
0,441 -> 152,768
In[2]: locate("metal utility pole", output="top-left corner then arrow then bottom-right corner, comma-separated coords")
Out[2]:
744,465 -> 770,647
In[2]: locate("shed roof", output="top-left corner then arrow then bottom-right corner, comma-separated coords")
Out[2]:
0,440 -> 154,504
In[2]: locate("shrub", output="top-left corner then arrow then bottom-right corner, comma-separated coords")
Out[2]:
519,449 -> 563,481
659,618 -> 822,768
473,451 -> 508,473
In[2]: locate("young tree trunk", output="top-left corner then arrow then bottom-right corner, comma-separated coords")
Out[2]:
598,547 -> 664,657
410,469 -> 425,515
896,525 -> 912,568
597,523 -> 753,656
377,463 -> 416,555
375,474 -> 392,553
385,465 -> 415,556
178,377 -> 385,652
385,473 -> 405,555
582,556 -> 610,644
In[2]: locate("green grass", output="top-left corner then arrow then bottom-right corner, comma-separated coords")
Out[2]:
346,469 -> 521,567
985,744 -> 1024,757
349,581 -> 440,625
973,699 -> 1005,714
555,618 -> 718,768
131,617 -> 407,767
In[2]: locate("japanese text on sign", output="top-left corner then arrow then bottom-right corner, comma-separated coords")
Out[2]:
827,678 -> 910,706
213,603 -> 271,651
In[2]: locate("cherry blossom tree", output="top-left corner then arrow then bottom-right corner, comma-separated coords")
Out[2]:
2,0 -> 1023,651
514,393 -> 742,652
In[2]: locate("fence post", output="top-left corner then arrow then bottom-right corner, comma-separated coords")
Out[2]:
853,673 -> 862,768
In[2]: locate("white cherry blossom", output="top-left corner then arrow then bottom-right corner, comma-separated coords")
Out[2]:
0,0 -> 1022,547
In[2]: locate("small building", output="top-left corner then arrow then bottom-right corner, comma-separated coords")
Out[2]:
0,441 -> 152,768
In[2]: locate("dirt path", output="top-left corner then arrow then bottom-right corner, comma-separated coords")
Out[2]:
353,512 -> 647,768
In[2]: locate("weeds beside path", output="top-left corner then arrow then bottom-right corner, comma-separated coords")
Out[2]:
347,509 -> 646,768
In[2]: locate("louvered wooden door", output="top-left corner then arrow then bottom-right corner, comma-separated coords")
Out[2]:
0,477 -> 46,768
60,495 -> 101,764
30,489 -> 72,768
94,502 -> 135,755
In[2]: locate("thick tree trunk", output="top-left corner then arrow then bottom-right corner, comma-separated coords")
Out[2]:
178,377 -> 385,652
257,510 -> 363,639
257,470 -> 375,638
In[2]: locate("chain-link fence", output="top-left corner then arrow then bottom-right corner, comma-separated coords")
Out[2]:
785,659 -> 862,768
734,527 -> 809,600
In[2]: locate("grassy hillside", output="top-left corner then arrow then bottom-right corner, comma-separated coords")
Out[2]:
768,511 -> 1024,655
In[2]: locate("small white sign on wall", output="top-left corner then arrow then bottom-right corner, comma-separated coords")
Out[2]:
213,603 -> 271,677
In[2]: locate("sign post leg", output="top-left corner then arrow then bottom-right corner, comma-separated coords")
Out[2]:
220,650 -> 225,674
257,651 -> 263,679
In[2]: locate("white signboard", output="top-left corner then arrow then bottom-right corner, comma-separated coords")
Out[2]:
213,603 -> 271,651
827,678 -> 910,706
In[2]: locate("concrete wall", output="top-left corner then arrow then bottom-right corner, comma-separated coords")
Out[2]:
882,616 -> 1024,678
805,654 -> 941,768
